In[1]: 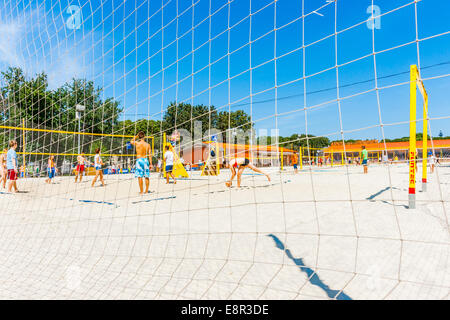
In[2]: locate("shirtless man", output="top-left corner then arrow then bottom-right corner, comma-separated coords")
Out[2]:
0,148 -> 7,189
131,131 -> 153,194
225,157 -> 270,188
75,152 -> 87,183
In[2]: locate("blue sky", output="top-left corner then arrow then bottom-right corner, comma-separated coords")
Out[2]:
0,0 -> 449,141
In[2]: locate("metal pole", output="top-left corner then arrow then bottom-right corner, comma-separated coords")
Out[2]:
422,96 -> 428,192
78,117 -> 81,155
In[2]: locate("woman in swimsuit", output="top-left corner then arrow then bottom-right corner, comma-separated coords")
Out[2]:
225,157 -> 270,188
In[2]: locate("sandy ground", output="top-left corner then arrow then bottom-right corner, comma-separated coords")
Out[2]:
0,163 -> 448,300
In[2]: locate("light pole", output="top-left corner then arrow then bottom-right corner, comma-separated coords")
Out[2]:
75,104 -> 85,155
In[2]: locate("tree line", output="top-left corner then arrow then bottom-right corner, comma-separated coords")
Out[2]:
1,67 -> 333,163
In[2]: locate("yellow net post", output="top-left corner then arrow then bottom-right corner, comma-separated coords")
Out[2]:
216,141 -> 220,176
163,132 -> 166,177
409,65 -> 418,209
341,152 -> 344,165
22,119 -> 25,176
409,64 -> 429,208
280,148 -> 284,171
152,137 -> 154,159
299,146 -> 303,170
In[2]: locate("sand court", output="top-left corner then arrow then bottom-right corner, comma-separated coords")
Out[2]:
0,164 -> 448,299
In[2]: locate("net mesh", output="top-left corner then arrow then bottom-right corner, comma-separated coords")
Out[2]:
0,0 -> 448,299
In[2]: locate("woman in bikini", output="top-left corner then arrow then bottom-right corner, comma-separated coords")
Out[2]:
225,157 -> 270,188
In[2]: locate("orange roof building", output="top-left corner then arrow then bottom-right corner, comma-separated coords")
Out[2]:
323,139 -> 450,160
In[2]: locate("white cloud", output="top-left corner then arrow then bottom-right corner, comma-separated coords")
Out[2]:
0,7 -> 88,89
0,18 -> 25,70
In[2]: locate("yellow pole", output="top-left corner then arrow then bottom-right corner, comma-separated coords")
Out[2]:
341,152 -> 344,165
163,132 -> 166,177
152,137 -> 154,159
22,119 -> 25,177
422,95 -> 428,191
409,65 -> 418,209
299,146 -> 303,170
280,148 -> 284,171
216,141 -> 220,175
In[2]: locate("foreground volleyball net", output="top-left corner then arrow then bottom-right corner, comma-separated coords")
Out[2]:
0,0 -> 448,300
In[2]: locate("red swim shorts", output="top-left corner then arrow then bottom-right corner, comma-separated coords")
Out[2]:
8,169 -> 17,181
76,164 -> 85,172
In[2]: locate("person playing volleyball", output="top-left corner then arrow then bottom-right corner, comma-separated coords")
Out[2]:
75,152 -> 88,183
130,131 -> 153,194
91,148 -> 105,187
6,140 -> 19,192
45,155 -> 57,184
224,157 -> 270,188
0,148 -> 7,189
164,145 -> 176,184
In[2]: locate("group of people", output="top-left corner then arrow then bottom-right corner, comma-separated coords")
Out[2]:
0,132 -> 276,194
129,131 -> 271,191
73,150 -> 106,187
0,139 -> 107,192
2,134 -> 444,195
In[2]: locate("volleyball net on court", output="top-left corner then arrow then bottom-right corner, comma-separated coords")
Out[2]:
0,0 -> 449,300
0,122 -> 154,174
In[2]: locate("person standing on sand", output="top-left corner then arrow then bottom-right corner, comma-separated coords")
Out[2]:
429,151 -> 436,173
157,157 -> 162,172
0,148 -> 7,189
91,148 -> 106,187
6,140 -> 19,193
45,155 -> 58,184
131,131 -> 153,194
164,145 -> 176,184
75,152 -> 88,183
361,146 -> 368,174
292,152 -> 299,174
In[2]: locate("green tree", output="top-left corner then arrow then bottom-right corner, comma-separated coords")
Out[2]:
0,67 -> 122,159
162,102 -> 217,135
216,110 -> 252,142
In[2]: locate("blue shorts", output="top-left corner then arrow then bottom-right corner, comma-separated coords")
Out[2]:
165,165 -> 173,173
362,159 -> 368,165
135,158 -> 150,178
48,168 -> 55,179
293,164 -> 298,169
